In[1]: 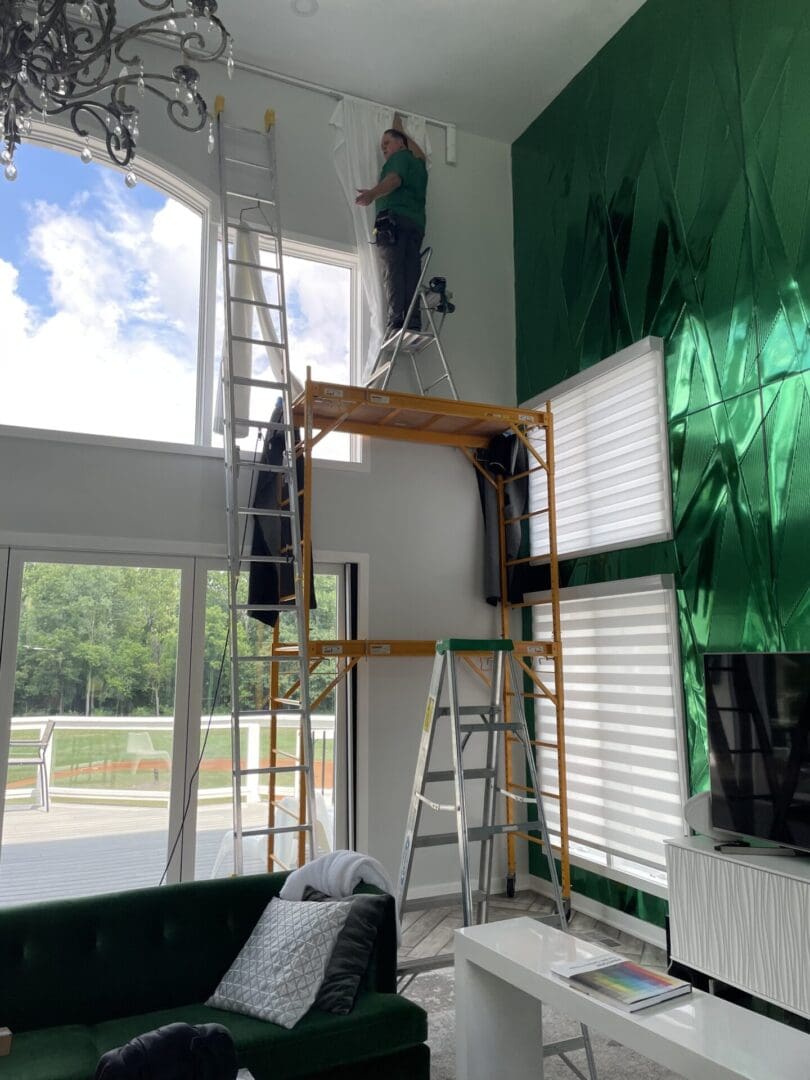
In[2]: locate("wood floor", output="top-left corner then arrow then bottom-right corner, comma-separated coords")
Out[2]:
398,889 -> 668,972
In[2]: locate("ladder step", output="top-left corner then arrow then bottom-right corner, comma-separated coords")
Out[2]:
232,376 -> 287,391
232,418 -> 294,432
227,190 -> 277,207
227,257 -> 281,273
397,954 -> 454,976
231,334 -> 286,349
403,890 -> 486,912
412,823 -> 536,848
424,375 -> 449,392
236,765 -> 308,777
235,603 -> 295,612
242,824 -> 313,839
237,462 -> 293,475
237,555 -> 295,565
238,708 -> 301,716
230,296 -> 283,311
237,507 -> 295,519
425,768 -> 495,783
436,705 -> 499,717
225,218 -> 280,240
458,722 -> 522,733
223,155 -> 271,171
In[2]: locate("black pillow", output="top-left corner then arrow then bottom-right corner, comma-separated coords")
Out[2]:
302,885 -> 388,1014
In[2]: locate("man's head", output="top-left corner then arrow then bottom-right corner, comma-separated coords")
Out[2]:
381,128 -> 408,160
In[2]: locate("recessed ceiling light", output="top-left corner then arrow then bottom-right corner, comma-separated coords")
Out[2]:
292,0 -> 319,14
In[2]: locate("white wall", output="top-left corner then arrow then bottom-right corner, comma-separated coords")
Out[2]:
0,46 -> 518,892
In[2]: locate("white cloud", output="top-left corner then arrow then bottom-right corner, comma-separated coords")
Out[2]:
1,177 -> 202,442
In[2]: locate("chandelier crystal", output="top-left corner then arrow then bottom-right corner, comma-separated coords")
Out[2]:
0,1 -> 233,184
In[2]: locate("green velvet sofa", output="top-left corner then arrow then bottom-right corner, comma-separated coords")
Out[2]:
0,871 -> 429,1080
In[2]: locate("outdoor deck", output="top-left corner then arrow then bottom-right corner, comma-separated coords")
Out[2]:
0,801 -> 295,906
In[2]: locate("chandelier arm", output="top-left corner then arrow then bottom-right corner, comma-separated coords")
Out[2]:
45,77 -> 207,134
69,101 -> 134,166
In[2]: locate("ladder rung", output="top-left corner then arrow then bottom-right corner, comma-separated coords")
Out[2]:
505,508 -> 549,525
413,823 -> 535,848
230,296 -> 283,311
237,462 -> 292,475
366,361 -> 393,381
436,706 -> 499,717
236,765 -> 308,776
225,218 -> 280,240
237,556 -> 295,565
224,155 -> 271,170
237,708 -> 301,717
227,190 -> 276,206
402,890 -> 486,912
232,376 -> 287,391
424,768 -> 495,783
231,334 -> 286,349
398,954 -> 455,976
423,375 -> 449,392
227,257 -> 281,273
235,603 -> 295,612
232,418 -> 294,432
237,508 -> 295,518
459,722 -> 521,733
242,824 -> 313,838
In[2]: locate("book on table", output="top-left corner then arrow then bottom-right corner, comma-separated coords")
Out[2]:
551,952 -> 691,1012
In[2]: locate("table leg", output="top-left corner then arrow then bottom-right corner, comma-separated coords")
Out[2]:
455,955 -> 543,1080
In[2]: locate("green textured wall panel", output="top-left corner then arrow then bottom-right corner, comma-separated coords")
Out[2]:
513,0 -> 810,919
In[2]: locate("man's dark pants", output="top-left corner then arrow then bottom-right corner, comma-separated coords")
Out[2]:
377,212 -> 424,331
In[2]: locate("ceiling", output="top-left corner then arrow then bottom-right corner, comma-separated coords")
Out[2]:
127,0 -> 646,142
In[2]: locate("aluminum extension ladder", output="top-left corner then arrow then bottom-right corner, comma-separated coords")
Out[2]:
215,99 -> 317,874
365,247 -> 459,399
397,639 -> 598,1079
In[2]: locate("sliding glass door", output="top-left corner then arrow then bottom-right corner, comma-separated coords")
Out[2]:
0,552 -> 189,904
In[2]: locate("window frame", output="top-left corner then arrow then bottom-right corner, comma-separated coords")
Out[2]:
527,574 -> 690,898
1,132 -> 361,462
523,336 -> 674,561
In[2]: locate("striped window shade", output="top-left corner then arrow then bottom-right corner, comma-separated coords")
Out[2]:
526,337 -> 672,560
530,577 -> 688,885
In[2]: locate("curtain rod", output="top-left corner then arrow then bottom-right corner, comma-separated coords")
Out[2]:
230,56 -> 458,164
136,20 -> 458,162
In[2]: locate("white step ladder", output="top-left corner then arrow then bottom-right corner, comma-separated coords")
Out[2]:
365,247 -> 459,399
397,638 -> 598,1078
215,99 -> 317,874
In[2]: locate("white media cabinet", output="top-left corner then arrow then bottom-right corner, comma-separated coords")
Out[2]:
665,835 -> 810,1019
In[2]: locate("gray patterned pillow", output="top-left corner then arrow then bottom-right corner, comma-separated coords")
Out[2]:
206,897 -> 353,1029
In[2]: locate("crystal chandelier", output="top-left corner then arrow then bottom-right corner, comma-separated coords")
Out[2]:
0,1 -> 234,185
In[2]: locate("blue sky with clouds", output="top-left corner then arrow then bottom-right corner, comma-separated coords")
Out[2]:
1,140 -> 352,453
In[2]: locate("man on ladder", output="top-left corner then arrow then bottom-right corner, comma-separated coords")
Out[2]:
355,113 -> 427,335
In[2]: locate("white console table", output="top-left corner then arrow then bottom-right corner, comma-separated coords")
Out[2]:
454,917 -> 810,1080
666,835 -> 810,1019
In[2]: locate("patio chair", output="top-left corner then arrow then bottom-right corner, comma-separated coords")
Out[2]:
9,720 -> 56,812
125,731 -> 171,780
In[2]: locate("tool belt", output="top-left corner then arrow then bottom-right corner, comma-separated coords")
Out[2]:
372,209 -> 398,246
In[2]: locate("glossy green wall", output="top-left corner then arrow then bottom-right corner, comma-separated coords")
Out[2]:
514,0 -> 810,916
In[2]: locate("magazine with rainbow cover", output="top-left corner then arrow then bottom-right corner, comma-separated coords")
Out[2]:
551,953 -> 691,1012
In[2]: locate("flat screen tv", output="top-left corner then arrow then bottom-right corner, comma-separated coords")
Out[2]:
705,652 -> 810,852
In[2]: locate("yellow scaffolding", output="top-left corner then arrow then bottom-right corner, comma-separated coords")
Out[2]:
256,377 -> 570,900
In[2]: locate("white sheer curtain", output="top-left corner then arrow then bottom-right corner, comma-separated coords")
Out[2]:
330,96 -> 430,380
214,227 -> 304,437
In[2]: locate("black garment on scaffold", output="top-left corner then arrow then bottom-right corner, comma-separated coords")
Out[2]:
94,1021 -> 238,1080
475,432 -> 530,606
247,398 -> 316,626
377,211 -> 424,331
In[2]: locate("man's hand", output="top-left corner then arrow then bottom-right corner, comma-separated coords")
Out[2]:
355,189 -> 374,207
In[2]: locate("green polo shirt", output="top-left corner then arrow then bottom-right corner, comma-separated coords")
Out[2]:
377,148 -> 427,232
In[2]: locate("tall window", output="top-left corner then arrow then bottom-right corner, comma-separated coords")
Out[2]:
527,337 -> 672,560
531,577 -> 689,891
0,141 -> 359,459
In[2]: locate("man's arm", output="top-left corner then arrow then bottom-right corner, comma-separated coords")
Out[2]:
393,111 -> 426,162
355,171 -> 401,207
